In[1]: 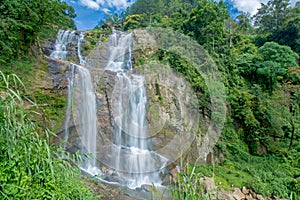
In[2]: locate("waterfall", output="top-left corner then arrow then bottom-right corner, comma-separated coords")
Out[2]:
74,64 -> 99,174
50,30 -> 76,60
63,66 -> 75,149
106,31 -> 133,72
77,32 -> 86,65
50,29 -> 85,64
105,31 -> 167,189
51,30 -> 99,174
66,63 -> 99,175
52,29 -> 167,189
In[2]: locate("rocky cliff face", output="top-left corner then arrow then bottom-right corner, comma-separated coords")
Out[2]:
44,29 -> 224,166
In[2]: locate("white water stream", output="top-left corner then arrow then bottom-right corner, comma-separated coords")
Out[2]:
105,31 -> 167,188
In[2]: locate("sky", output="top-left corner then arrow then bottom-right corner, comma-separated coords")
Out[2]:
65,0 -> 299,30
65,0 -> 135,30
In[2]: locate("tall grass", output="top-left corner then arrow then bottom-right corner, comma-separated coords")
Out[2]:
0,71 -> 97,199
172,164 -> 208,200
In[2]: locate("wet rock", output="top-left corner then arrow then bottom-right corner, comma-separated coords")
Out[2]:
102,173 -> 124,184
161,174 -> 172,186
42,38 -> 56,56
141,184 -> 154,192
101,166 -> 113,175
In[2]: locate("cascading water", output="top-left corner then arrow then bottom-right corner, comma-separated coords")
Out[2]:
104,31 -> 167,188
51,29 -> 167,189
63,66 -> 75,149
50,30 -> 76,60
51,30 -> 99,174
77,32 -> 86,65
74,64 -> 99,174
50,29 -> 85,65
64,63 -> 100,175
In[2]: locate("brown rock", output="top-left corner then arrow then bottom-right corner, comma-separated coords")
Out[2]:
242,186 -> 250,195
245,195 -> 253,200
200,177 -> 215,193
257,194 -> 264,200
250,190 -> 257,199
161,174 -> 172,186
232,188 -> 245,200
170,167 -> 179,183
213,188 -> 231,200
141,184 -> 154,192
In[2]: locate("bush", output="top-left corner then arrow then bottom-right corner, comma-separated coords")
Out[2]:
0,71 -> 97,199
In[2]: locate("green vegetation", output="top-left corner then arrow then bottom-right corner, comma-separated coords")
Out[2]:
204,122 -> 300,197
173,164 -> 206,200
0,57 -> 67,132
0,72 -> 97,199
101,0 -> 300,198
0,0 -> 299,199
82,28 -> 112,54
0,0 -> 76,64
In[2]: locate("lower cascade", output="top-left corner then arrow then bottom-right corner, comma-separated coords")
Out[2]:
65,63 -> 100,175
58,30 -> 168,189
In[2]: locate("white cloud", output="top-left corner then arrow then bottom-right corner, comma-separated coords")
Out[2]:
101,8 -> 111,14
232,0 -> 297,16
79,0 -> 100,10
106,0 -> 135,10
77,0 -> 135,11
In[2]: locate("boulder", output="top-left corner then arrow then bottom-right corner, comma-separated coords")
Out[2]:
200,177 -> 215,193
245,195 -> 254,200
141,184 -> 154,192
257,194 -> 264,200
232,188 -> 245,200
242,186 -> 250,195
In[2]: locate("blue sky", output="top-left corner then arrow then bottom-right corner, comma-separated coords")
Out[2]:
65,0 -> 298,30
65,0 -> 135,30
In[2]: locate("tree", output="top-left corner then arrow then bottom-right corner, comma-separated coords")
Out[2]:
256,42 -> 299,90
236,12 -> 253,34
182,0 -> 229,51
253,0 -> 290,34
0,0 -> 76,63
270,3 -> 300,53
123,14 -> 147,31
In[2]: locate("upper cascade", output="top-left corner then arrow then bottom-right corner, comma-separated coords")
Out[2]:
50,30 -> 76,60
105,30 -> 133,72
50,29 -> 85,65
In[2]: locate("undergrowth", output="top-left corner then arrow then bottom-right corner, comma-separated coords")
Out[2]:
0,57 -> 67,132
195,122 -> 300,199
0,71 -> 98,199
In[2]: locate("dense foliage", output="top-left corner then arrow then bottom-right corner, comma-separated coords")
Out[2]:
0,72 -> 96,199
99,0 -> 300,198
0,0 -> 299,198
0,0 -> 76,64
0,1 -> 98,199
